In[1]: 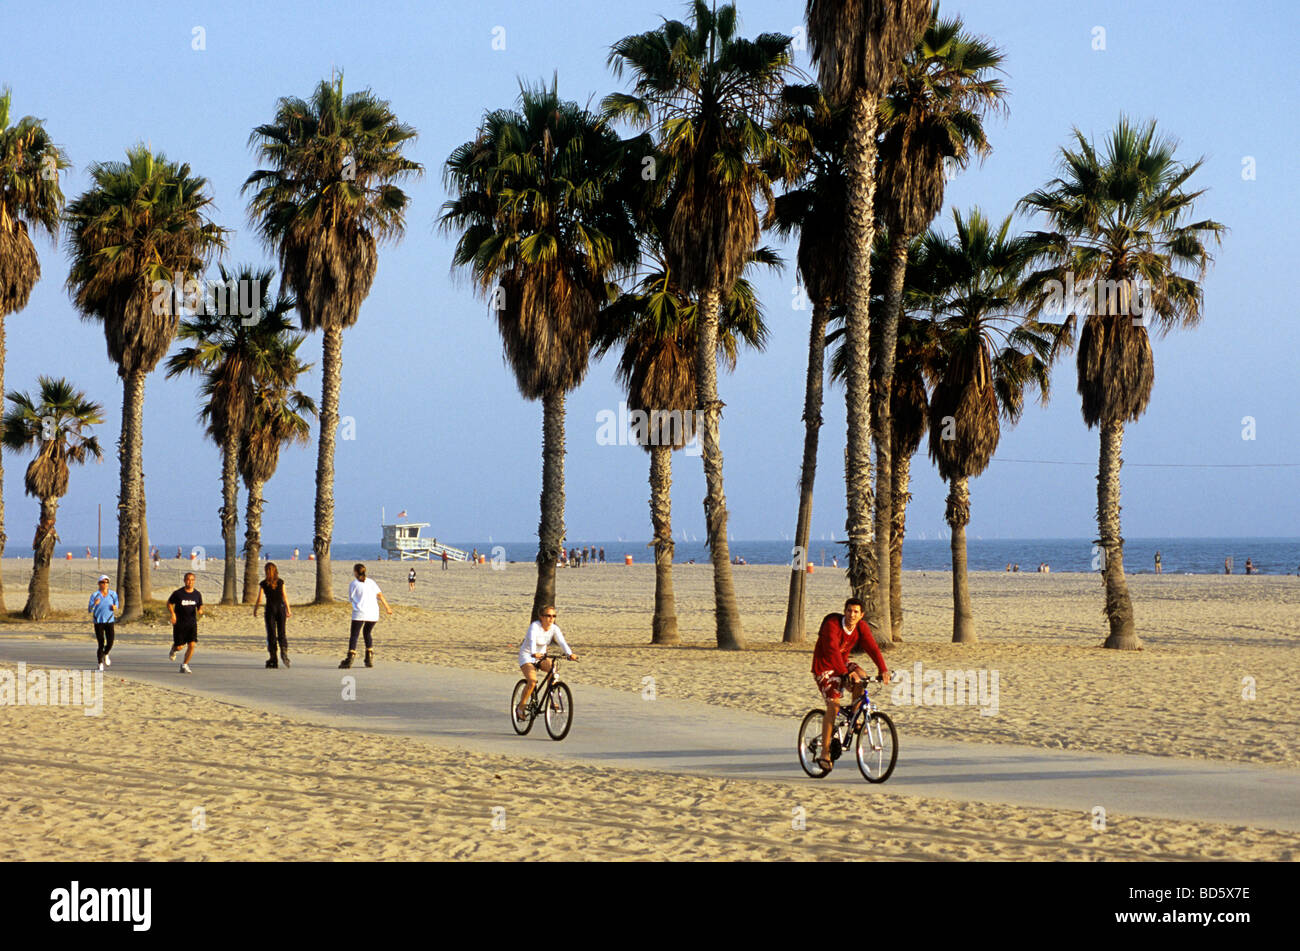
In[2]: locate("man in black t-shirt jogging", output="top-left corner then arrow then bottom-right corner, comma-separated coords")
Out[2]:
167,573 -> 204,673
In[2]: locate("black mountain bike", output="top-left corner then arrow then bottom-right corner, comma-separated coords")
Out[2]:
510,655 -> 574,741
797,674 -> 897,783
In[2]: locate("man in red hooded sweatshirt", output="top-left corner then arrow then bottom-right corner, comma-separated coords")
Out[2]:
811,597 -> 889,771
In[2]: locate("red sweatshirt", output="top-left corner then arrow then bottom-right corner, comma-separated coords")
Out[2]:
811,613 -> 887,678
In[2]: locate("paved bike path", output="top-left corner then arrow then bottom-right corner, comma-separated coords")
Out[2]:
4,638 -> 1299,831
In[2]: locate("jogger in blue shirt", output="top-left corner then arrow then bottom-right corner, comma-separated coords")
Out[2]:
88,575 -> 120,671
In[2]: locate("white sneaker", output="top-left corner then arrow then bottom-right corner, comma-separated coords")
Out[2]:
168,648 -> 177,661
103,654 -> 111,668
180,664 -> 192,674
98,661 -> 105,672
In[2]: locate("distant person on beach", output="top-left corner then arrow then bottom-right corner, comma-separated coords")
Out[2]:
293,547 -> 299,561
1013,564 -> 1020,572
1154,551 -> 1162,574
341,563 -> 391,669
252,562 -> 292,668
408,567 -> 416,591
1225,557 -> 1232,574
88,574 -> 120,671
515,605 -> 577,722
471,548 -> 479,567
441,549 -> 449,571
176,546 -> 182,559
599,547 -> 605,563
832,556 -> 838,568
1005,564 -> 1011,572
1245,558 -> 1254,575
167,573 -> 203,673
811,598 -> 889,773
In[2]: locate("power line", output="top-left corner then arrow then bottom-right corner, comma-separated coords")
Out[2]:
992,458 -> 1300,469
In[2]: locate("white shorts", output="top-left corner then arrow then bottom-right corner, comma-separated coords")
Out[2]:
519,651 -> 544,669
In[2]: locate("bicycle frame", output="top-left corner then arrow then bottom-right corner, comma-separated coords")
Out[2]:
527,656 -> 561,713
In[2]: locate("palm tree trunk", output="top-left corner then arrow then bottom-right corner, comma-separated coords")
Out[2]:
843,94 -> 880,622
531,389 -> 565,622
871,234 -> 910,647
220,432 -> 240,604
313,324 -> 342,603
946,476 -> 975,643
243,479 -> 264,603
696,281 -> 744,650
23,497 -> 58,621
782,298 -> 831,644
0,316 -> 7,613
649,444 -> 679,645
117,368 -> 145,621
139,478 -> 151,602
889,448 -> 911,643
1098,418 -> 1140,648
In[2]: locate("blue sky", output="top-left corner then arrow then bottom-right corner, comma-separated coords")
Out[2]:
2,0 -> 1297,550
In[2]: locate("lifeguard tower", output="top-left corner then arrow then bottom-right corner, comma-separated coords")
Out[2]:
380,519 -> 469,562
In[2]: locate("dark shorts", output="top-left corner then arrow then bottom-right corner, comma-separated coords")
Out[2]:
173,626 -> 198,647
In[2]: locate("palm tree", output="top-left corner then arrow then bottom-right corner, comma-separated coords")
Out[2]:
2,377 -> 103,620
239,345 -> 315,602
922,209 -> 1064,642
871,3 -> 1006,632
1018,118 -> 1225,649
441,80 -> 638,621
829,235 -> 939,643
165,265 -> 297,604
606,1 -> 792,649
597,220 -> 772,645
805,0 -> 930,615
245,75 -> 421,604
65,146 -> 225,621
0,89 -> 70,613
768,84 -> 849,644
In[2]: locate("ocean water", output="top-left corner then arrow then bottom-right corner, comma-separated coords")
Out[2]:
69,537 -> 1300,576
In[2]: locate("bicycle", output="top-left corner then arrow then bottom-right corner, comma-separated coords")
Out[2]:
797,674 -> 897,783
510,655 -> 574,741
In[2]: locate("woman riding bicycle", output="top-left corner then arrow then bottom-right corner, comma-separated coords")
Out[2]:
516,605 -> 578,721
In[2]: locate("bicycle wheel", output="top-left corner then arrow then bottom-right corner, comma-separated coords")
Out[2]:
797,709 -> 832,778
856,711 -> 898,783
510,679 -> 535,735
544,682 -> 573,741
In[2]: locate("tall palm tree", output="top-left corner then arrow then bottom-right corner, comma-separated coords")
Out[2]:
871,3 -> 1006,631
245,75 -> 421,604
922,209 -> 1064,642
597,222 -> 772,645
1018,118 -> 1225,649
606,1 -> 792,649
442,81 -> 638,621
829,234 -> 939,643
165,265 -> 297,604
768,83 -> 849,644
2,377 -> 103,620
65,146 -> 225,621
239,345 -> 315,602
805,0 -> 930,616
0,89 -> 70,613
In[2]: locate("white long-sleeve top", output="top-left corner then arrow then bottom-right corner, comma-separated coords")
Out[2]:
517,620 -> 573,666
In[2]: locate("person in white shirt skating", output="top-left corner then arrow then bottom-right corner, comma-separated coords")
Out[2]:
340,563 -> 392,668
515,606 -> 577,721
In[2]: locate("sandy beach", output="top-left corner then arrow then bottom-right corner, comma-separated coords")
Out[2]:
2,557 -> 1297,860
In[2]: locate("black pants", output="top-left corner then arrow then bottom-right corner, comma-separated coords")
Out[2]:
94,622 -> 115,657
348,619 -> 376,651
264,606 -> 288,656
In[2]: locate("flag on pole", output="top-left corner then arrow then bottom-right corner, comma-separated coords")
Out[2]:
397,510 -> 407,519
